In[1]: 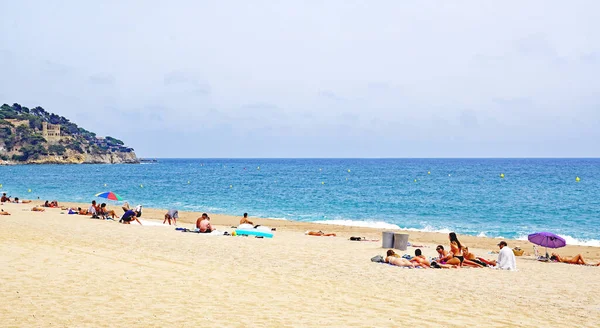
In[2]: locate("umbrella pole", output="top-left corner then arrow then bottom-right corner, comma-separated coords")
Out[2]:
545,246 -> 549,259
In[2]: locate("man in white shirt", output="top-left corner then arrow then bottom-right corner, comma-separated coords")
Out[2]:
493,241 -> 517,271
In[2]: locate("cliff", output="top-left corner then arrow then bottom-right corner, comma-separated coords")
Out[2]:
0,103 -> 139,164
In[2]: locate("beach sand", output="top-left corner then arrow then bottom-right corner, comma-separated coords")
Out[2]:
1,201 -> 599,327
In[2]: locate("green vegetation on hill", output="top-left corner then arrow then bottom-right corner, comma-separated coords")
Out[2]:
0,103 -> 135,162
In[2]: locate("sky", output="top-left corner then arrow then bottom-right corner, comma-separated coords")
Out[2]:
1,1 -> 599,158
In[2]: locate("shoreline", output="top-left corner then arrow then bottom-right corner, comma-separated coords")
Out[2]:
10,200 -> 600,259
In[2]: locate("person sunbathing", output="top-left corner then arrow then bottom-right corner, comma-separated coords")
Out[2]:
385,250 -> 416,268
550,253 -> 589,265
0,210 -> 10,215
240,212 -> 253,225
410,249 -> 430,268
306,231 -> 336,236
13,198 -> 32,204
44,200 -> 51,207
99,203 -> 117,220
462,247 -> 488,267
31,206 -> 45,212
196,213 -> 213,233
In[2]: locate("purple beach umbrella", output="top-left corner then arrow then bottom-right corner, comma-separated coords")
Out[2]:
528,232 -> 566,258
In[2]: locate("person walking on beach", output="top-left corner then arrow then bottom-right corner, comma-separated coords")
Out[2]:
164,209 -> 178,226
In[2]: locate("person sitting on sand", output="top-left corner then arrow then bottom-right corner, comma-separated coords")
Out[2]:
51,200 -> 58,207
240,212 -> 253,225
0,209 -> 10,215
44,200 -> 51,207
385,250 -> 416,268
164,209 -> 178,226
550,253 -> 592,265
410,249 -> 430,268
120,209 -> 142,225
99,203 -> 117,220
444,232 -> 465,266
88,200 -> 100,218
305,231 -> 336,236
196,213 -> 213,233
491,241 -> 517,270
1,193 -> 9,202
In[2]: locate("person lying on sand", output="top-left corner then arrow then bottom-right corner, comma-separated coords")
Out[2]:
305,231 -> 336,236
196,213 -> 212,233
462,247 -> 488,267
12,198 -> 32,204
385,250 -> 416,268
409,249 -> 430,268
0,209 -> 10,215
31,206 -> 45,212
550,253 -> 596,265
164,209 -> 178,225
120,209 -> 142,225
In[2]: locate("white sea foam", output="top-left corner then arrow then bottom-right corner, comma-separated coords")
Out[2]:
315,220 -> 401,230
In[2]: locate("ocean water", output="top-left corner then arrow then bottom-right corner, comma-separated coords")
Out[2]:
1,158 -> 599,245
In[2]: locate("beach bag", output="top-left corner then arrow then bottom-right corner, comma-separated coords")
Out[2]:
371,255 -> 385,263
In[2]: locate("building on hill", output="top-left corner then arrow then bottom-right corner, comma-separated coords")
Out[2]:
42,122 -> 63,143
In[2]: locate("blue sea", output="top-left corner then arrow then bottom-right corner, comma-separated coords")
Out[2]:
1,158 -> 599,245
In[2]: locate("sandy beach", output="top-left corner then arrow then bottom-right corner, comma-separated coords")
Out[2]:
1,201 -> 599,327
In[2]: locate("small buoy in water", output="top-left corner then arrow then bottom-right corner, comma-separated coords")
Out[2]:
28,189 -> 31,192
576,176 -> 581,182
346,178 -> 348,181
140,184 -> 144,188
414,179 -> 417,182
428,171 -> 431,175
0,184 -> 2,188
448,174 -> 451,177
230,185 -> 233,188
187,181 -> 190,184
257,166 -> 260,170
500,173 -> 505,179
322,181 -> 325,185
104,183 -> 107,187
319,168 -> 322,171
347,169 -> 351,173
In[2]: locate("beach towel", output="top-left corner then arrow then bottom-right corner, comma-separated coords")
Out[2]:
68,209 -> 77,215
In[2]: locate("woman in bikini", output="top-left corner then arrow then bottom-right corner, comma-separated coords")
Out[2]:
550,253 -> 598,265
385,250 -> 416,268
446,232 -> 464,266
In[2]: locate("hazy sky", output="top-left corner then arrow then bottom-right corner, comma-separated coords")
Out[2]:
1,1 -> 598,157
